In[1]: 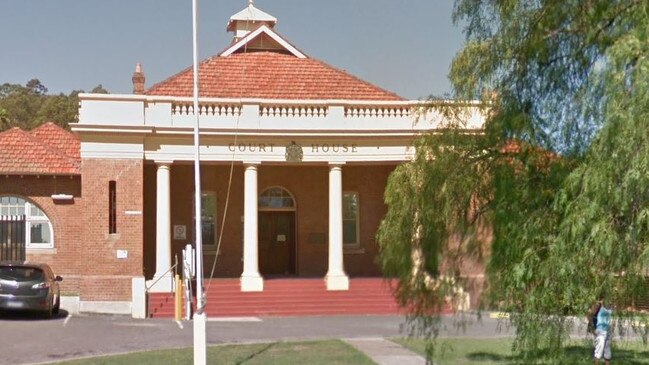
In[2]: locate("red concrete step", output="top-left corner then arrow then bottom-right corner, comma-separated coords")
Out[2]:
148,278 -> 406,318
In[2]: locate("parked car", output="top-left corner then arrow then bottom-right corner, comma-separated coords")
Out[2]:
0,262 -> 62,318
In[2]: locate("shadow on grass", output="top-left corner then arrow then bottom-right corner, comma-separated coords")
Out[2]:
466,351 -> 514,362
235,342 -> 275,365
465,345 -> 649,365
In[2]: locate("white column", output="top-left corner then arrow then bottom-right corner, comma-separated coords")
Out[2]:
326,163 -> 350,290
148,162 -> 173,292
241,162 -> 264,291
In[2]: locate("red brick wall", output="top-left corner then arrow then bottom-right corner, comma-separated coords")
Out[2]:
79,159 -> 144,301
143,163 -> 396,279
1,159 -> 144,302
1,175 -> 83,296
341,165 -> 396,276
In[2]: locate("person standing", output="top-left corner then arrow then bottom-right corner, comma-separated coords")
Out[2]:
592,296 -> 613,365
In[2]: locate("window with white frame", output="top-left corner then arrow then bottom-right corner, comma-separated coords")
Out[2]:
342,192 -> 359,247
258,187 -> 295,210
0,196 -> 54,249
193,192 -> 217,247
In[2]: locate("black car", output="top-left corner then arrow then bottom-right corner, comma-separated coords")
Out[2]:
0,262 -> 62,317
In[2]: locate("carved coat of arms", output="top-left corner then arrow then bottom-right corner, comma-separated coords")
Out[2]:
285,141 -> 303,162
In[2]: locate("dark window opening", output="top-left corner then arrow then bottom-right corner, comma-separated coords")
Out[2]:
109,181 -> 117,234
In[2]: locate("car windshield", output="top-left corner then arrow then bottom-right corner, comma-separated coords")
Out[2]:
0,267 -> 44,282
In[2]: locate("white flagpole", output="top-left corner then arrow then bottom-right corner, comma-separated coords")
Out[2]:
191,0 -> 207,364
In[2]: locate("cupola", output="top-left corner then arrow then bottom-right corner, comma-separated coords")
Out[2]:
227,0 -> 278,42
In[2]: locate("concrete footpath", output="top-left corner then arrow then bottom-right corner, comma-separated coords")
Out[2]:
345,338 -> 428,365
0,312 -> 509,365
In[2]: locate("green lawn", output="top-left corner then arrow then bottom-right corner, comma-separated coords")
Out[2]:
52,340 -> 376,365
393,338 -> 649,365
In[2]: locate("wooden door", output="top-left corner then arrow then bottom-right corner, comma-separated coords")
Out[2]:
259,212 -> 296,275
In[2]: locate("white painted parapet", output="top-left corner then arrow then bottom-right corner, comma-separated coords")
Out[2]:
75,94 -> 485,132
78,94 -> 147,126
73,94 -> 485,163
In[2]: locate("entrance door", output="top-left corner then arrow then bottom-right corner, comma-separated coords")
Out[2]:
259,211 -> 296,275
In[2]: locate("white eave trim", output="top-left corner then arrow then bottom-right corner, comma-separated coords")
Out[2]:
76,93 -> 481,108
150,127 -> 476,138
219,25 -> 306,59
71,125 -> 154,135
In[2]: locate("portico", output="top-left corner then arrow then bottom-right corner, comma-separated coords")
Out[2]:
139,133 -> 415,292
150,158 -> 355,292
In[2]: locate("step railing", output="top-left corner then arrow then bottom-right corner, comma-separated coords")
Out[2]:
145,256 -> 179,318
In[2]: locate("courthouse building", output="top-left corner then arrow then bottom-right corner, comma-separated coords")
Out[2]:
0,3 -> 483,317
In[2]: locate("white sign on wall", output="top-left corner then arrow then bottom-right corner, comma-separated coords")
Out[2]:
174,225 -> 187,240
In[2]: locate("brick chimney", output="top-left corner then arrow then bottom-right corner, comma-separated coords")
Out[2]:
132,63 -> 145,94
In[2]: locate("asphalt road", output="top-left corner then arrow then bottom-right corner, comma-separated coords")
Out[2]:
0,310 -> 511,365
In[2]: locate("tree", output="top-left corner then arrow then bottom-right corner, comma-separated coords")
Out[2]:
26,78 -> 48,95
0,107 -> 11,131
378,1 -> 649,363
36,93 -> 79,129
0,79 -> 101,130
0,81 -> 45,129
90,84 -> 109,94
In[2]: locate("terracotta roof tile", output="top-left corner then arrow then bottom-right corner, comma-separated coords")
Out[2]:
146,51 -> 404,101
0,125 -> 80,175
30,122 -> 81,160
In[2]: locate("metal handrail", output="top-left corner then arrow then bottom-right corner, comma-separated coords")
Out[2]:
145,259 -> 179,293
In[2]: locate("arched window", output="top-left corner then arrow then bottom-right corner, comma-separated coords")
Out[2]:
0,196 -> 54,249
258,187 -> 295,210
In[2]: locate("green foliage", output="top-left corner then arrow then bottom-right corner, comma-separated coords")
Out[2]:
90,84 -> 109,94
0,108 -> 10,130
0,79 -> 109,131
378,1 -> 649,363
378,126 -> 496,313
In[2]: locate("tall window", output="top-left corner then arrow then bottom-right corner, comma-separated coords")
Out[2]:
0,196 -> 54,249
343,192 -> 359,247
194,192 -> 217,247
109,181 -> 117,234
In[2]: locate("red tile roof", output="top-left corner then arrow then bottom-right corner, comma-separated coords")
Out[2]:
0,123 -> 80,175
30,122 -> 81,160
146,51 -> 404,101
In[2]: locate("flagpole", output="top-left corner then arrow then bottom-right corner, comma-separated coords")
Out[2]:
191,0 -> 207,364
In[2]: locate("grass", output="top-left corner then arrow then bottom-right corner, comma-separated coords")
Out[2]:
393,338 -> 649,365
51,340 -> 375,365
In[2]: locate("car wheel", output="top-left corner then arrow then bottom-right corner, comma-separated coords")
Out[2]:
53,296 -> 60,315
42,300 -> 53,319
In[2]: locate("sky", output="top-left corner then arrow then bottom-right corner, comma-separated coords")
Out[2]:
0,1 -> 465,100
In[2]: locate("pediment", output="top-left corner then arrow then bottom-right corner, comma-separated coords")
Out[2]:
220,25 -> 306,59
